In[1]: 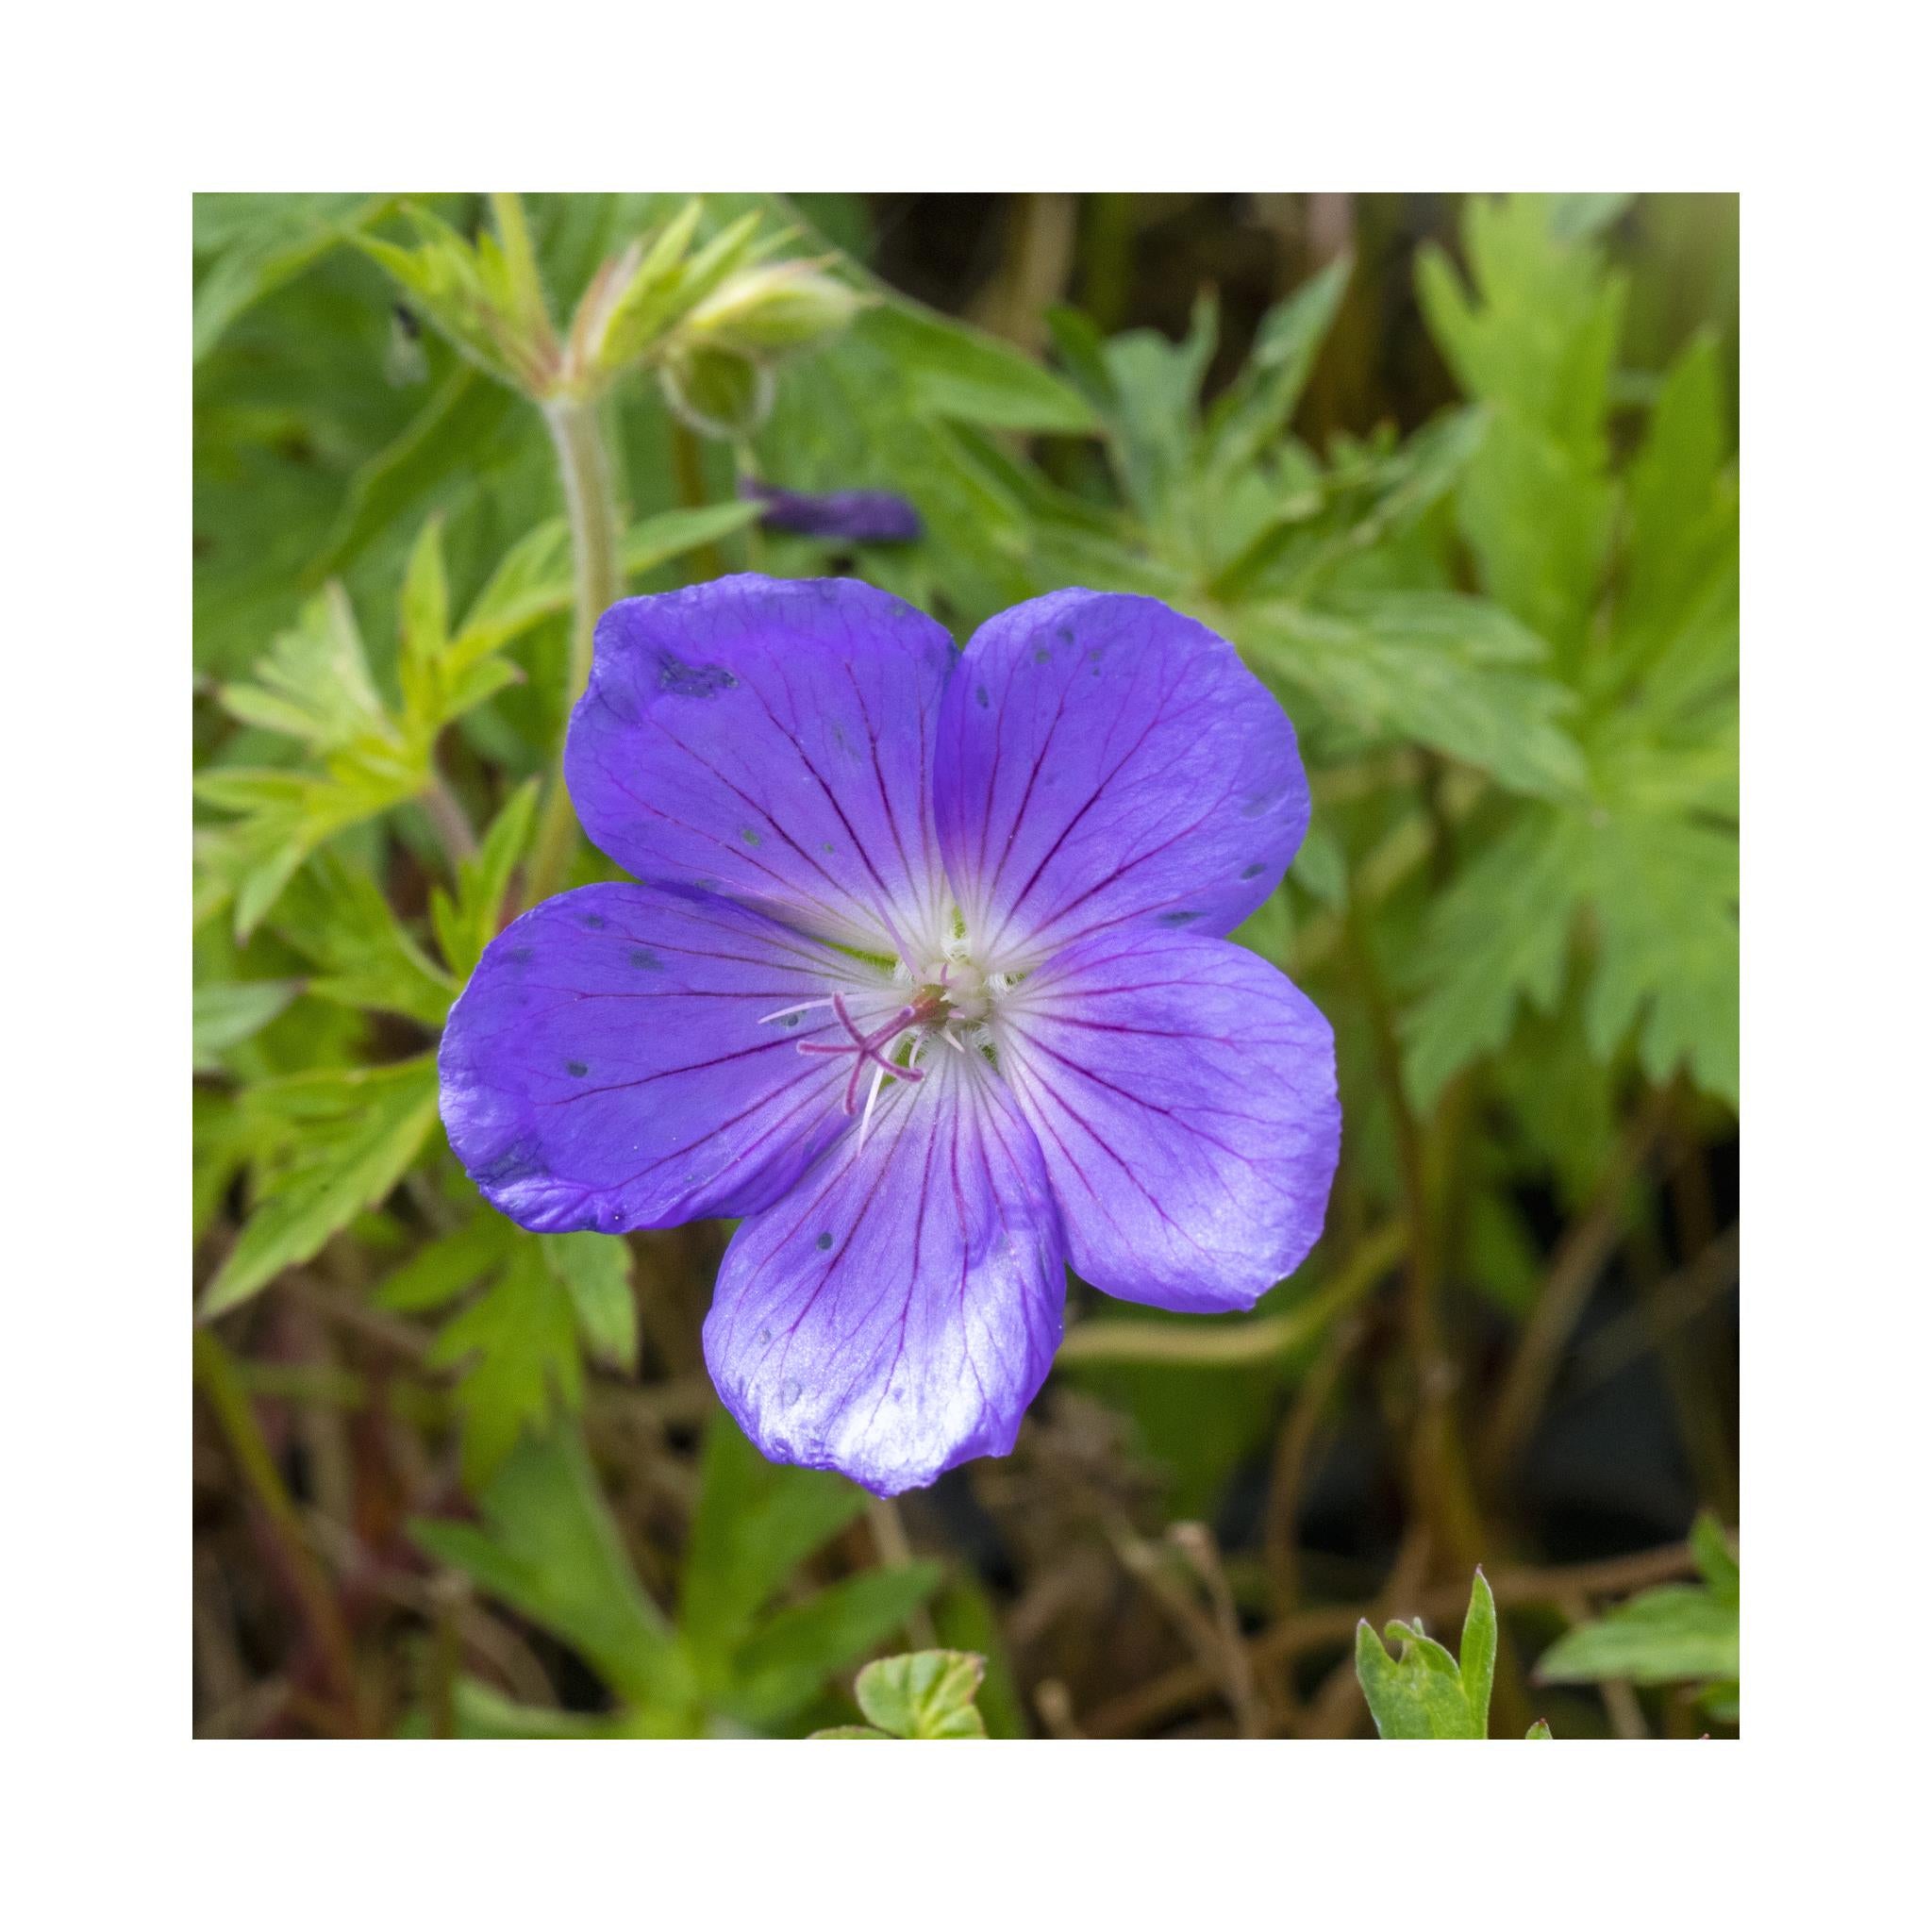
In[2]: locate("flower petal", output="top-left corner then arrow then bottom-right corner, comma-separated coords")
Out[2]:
704,1048 -> 1066,1496
994,929 -> 1339,1311
740,479 -> 924,544
439,882 -> 894,1234
565,574 -> 957,961
933,589 -> 1309,971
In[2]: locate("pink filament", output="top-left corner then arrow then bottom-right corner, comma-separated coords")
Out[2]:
795,991 -> 941,1112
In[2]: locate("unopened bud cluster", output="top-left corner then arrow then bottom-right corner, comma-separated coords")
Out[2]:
362,196 -> 868,433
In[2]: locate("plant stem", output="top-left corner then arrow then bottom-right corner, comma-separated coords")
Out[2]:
1057,1222 -> 1403,1366
522,396 -> 624,909
1343,909 -> 1483,1578
422,770 -> 478,868
670,419 -> 729,578
1480,1081 -> 1677,1481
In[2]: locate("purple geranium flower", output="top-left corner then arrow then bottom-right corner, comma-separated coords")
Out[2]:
740,478 -> 924,544
440,575 -> 1340,1495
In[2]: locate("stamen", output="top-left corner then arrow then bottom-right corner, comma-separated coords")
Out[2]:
858,1062 -> 890,1149
757,997 -> 835,1027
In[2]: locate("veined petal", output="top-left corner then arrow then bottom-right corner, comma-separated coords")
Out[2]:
439,883 -> 894,1234
994,929 -> 1339,1312
567,574 -> 957,961
704,1047 -> 1066,1497
933,590 -> 1309,972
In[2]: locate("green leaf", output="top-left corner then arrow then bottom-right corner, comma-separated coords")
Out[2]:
621,500 -> 764,577
1355,1569 -> 1496,1739
726,1562 -> 943,1727
410,1424 -> 693,1714
311,366 -> 519,580
357,204 -> 552,393
218,583 -> 391,753
395,514 -> 451,725
1525,1719 -> 1555,1740
680,1410 -> 870,1676
1459,1567 -> 1498,1726
1202,255 -> 1351,482
1401,750 -> 1737,1109
430,780 -> 540,981
1239,593 -> 1584,799
199,1056 -> 441,1316
197,750 -> 429,940
1621,332 -> 1733,661
271,852 -> 455,1028
430,1676 -> 631,1740
540,1231 -> 638,1374
1577,804 -> 1738,1104
1536,1515 -> 1738,1693
446,502 -> 761,673
1101,291 -> 1219,527
373,1217 -> 511,1314
929,1575 -> 1029,1739
1418,195 -> 1628,658
427,1241 -> 581,1487
1536,1585 -> 1739,1689
1690,1511 -> 1740,1605
863,304 -> 1097,434
852,1649 -> 989,1740
1400,813 -> 1575,1107
192,979 -> 302,1072
193,192 -> 389,362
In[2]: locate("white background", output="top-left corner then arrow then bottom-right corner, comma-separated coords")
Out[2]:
6,1 -> 1924,1923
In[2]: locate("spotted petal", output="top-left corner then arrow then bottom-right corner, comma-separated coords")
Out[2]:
566,574 -> 958,962
439,882 -> 895,1234
994,928 -> 1339,1311
933,589 -> 1309,972
704,1048 -> 1066,1496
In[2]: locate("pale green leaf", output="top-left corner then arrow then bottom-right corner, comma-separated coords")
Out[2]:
199,1056 -> 441,1315
680,1410 -> 870,1676
727,1563 -> 943,1727
540,1231 -> 638,1374
192,979 -> 302,1071
854,1649 -> 989,1740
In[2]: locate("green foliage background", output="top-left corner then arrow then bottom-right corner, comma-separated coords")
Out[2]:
192,192 -> 1738,1740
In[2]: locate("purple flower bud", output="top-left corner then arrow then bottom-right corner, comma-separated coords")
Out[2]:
740,479 -> 924,545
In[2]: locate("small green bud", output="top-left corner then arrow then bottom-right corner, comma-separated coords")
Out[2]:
658,343 -> 775,440
681,260 -> 869,357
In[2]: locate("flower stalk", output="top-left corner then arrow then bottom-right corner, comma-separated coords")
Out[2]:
523,396 -> 624,908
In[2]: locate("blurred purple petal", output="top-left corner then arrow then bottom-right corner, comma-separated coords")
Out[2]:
932,590 -> 1310,974
995,928 -> 1339,1312
704,1047 -> 1066,1496
565,575 -> 956,960
741,478 -> 924,544
439,882 -> 893,1234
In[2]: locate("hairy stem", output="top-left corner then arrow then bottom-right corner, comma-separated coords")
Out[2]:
522,396 -> 623,909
